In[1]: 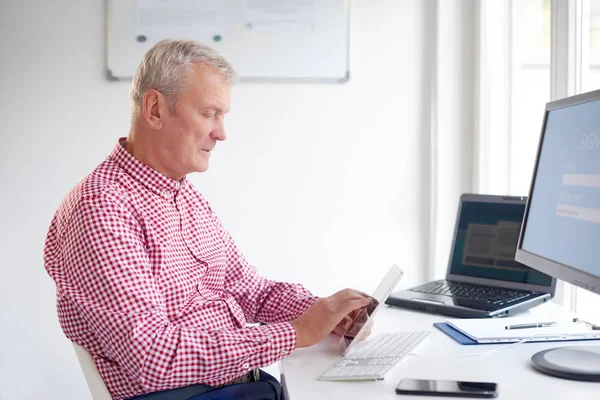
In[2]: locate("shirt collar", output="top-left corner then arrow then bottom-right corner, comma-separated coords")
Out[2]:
109,137 -> 186,199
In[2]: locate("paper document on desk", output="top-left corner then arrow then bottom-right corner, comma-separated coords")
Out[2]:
446,317 -> 600,343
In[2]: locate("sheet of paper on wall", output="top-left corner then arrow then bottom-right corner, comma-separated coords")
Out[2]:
446,316 -> 600,343
136,0 -> 225,43
245,0 -> 316,31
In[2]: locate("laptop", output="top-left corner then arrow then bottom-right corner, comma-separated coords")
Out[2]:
385,194 -> 557,318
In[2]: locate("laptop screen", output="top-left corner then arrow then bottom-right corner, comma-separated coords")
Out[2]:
449,200 -> 553,287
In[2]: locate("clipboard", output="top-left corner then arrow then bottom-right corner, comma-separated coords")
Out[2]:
434,322 -> 600,345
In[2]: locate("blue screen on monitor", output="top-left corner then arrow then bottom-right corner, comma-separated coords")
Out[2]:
522,99 -> 600,280
450,201 -> 553,286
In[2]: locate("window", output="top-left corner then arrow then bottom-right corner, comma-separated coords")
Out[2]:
584,0 -> 600,90
482,0 -> 600,316
575,0 -> 600,320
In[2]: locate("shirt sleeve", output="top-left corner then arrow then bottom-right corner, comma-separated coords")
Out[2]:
53,191 -> 296,391
212,212 -> 318,324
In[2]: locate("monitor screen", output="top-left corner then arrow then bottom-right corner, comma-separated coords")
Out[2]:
449,200 -> 554,287
516,90 -> 600,296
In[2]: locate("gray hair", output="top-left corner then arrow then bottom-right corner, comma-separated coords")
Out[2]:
129,39 -> 236,122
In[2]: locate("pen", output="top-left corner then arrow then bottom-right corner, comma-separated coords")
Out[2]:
505,321 -> 556,330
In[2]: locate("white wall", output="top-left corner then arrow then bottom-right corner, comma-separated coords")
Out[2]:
0,0 -> 431,398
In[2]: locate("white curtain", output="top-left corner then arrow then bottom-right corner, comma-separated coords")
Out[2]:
426,0 -> 478,280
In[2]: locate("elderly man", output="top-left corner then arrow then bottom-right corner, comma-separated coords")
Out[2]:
44,39 -> 371,400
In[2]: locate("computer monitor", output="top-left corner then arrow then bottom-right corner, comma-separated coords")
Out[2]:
515,88 -> 600,382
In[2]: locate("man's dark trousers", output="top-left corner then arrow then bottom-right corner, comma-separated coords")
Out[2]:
129,370 -> 286,400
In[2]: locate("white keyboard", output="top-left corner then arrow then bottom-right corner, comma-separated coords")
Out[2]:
318,331 -> 430,381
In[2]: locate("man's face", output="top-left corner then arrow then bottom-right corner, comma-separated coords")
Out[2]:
160,63 -> 231,178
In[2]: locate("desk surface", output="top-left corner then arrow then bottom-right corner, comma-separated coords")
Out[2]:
280,302 -> 600,399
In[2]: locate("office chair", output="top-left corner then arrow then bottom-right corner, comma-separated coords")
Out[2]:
72,343 -> 112,400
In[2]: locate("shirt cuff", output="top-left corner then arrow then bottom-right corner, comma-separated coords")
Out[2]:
256,322 -> 297,366
289,293 -> 318,320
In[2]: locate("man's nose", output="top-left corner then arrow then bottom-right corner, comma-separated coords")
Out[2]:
211,124 -> 226,141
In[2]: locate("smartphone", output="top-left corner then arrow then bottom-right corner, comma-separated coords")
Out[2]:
395,379 -> 498,398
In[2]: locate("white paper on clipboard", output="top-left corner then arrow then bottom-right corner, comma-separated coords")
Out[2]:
447,317 -> 600,344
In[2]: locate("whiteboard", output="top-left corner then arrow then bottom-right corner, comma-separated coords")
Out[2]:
107,0 -> 349,82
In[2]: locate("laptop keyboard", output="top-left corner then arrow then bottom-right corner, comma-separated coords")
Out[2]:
319,331 -> 430,381
412,280 -> 533,305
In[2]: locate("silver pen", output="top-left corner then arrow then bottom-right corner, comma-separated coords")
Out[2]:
505,321 -> 556,330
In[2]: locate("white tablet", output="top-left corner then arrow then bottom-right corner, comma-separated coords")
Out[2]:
340,264 -> 404,356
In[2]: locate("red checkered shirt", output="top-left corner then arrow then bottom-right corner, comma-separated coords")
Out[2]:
44,138 -> 317,400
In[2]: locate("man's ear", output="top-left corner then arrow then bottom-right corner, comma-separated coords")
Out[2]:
141,89 -> 165,130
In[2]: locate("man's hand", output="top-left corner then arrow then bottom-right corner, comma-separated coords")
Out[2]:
332,297 -> 378,338
290,289 -> 372,348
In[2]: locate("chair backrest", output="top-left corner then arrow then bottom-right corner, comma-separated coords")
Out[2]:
72,343 -> 113,400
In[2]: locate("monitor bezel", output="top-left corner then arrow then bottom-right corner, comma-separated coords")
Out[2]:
515,88 -> 600,297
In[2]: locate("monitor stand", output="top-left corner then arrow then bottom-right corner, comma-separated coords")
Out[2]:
531,345 -> 600,381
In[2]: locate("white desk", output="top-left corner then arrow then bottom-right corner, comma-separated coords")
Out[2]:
281,302 -> 600,399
